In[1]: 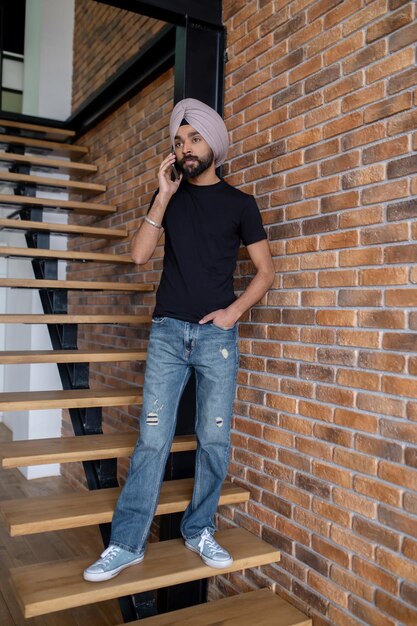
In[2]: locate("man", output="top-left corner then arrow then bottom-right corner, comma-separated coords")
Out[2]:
84,98 -> 274,582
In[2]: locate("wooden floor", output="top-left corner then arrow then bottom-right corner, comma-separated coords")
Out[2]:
0,424 -> 123,625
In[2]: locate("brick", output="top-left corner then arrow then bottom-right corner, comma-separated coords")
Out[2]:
290,16 -> 323,49
328,606 -> 365,626
388,66 -> 417,94
350,597 -> 396,626
338,289 -> 382,307
379,504 -> 417,540
302,290 -> 336,306
368,4 -> 415,43
331,526 -> 375,559
354,476 -> 402,508
342,0 -> 387,37
316,384 -> 355,407
388,108 -> 417,136
301,250 -> 339,269
365,92 -> 412,123
321,151 -> 360,176
357,393 -> 405,418
354,515 -> 400,550
401,581 -> 417,610
341,249 -> 383,270
359,267 -> 408,288
272,12 -> 307,43
289,55 -> 323,84
309,569 -> 349,607
298,399 -> 333,421
324,72 -> 364,103
312,536 -> 349,568
325,31 -> 364,65
272,150 -> 304,172
331,563 -> 374,601
319,269 -> 358,287
307,176 -> 343,199
363,136 -> 409,165
324,111 -> 363,139
272,48 -> 304,77
305,100 -> 341,127
343,82 -> 386,113
342,164 -> 385,189
286,235 -> 318,254
359,310 -> 406,328
308,0 -> 344,22
340,206 -> 384,229
317,310 -> 356,326
337,367 -> 380,390
358,351 -> 405,373
338,330 -> 380,348
379,548 -> 417,588
302,214 -> 338,235
343,39 -> 387,74
289,91 -> 323,117
361,180 -> 409,205
388,153 -> 417,178
257,106 -> 288,131
283,272 -> 318,288
334,407 -> 378,432
383,374 -> 417,399
305,64 -> 341,94
320,190 -> 359,213
296,472 -> 331,498
306,140 -> 341,166
367,46 -> 415,84
288,128 -> 322,152
281,378 -> 314,398
301,327 -> 336,344
342,121 -> 386,150
387,198 -> 417,222
390,15 -> 417,53
313,498 -> 351,526
306,24 -> 342,57
376,590 -> 417,624
296,436 -> 333,460
286,164 -> 319,187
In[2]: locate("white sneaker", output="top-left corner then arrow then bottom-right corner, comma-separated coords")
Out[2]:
83,544 -> 144,582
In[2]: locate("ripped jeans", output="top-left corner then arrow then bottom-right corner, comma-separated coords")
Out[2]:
110,316 -> 239,554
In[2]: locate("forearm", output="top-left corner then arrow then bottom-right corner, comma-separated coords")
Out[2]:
131,194 -> 170,264
227,268 -> 274,321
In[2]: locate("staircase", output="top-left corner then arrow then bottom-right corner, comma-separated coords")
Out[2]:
0,118 -> 311,625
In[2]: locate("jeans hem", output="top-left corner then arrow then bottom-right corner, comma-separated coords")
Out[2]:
110,540 -> 145,556
182,525 -> 216,541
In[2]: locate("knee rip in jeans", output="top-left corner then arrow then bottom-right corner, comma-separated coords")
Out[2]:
215,417 -> 224,428
220,348 -> 229,359
146,412 -> 159,426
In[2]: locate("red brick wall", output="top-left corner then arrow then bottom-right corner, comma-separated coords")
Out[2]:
68,1 -> 417,624
72,0 -> 165,110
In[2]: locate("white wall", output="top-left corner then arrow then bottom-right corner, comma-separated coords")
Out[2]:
23,0 -> 75,119
1,0 -> 75,478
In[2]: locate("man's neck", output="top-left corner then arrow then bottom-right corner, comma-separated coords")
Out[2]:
187,166 -> 220,186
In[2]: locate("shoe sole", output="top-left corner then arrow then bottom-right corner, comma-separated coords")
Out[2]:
185,541 -> 233,569
83,554 -> 144,582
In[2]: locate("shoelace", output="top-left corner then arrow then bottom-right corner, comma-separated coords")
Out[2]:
198,531 -> 222,555
100,545 -> 120,565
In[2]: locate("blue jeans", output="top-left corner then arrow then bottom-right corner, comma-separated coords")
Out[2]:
110,316 -> 239,554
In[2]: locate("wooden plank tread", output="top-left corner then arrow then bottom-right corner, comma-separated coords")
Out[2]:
0,119 -> 75,141
0,314 -> 150,323
0,151 -> 97,175
10,528 -> 280,618
0,246 -> 133,264
0,171 -> 105,195
0,433 -> 195,468
0,194 -> 116,216
0,134 -> 87,158
1,479 -> 248,536
121,588 -> 311,626
0,218 -> 127,239
0,388 -> 141,412
0,279 -> 151,291
0,349 -> 147,365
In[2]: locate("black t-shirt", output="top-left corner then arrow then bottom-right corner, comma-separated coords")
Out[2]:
151,179 -> 267,323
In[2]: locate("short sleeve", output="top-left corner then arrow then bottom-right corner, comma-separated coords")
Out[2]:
240,197 -> 267,246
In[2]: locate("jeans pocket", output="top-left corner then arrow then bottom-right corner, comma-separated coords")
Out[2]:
152,316 -> 167,324
212,322 -> 236,332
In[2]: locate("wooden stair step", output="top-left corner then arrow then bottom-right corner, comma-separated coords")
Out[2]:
1,479 -> 249,536
0,193 -> 116,216
0,119 -> 75,141
0,314 -> 149,324
0,348 -> 147,365
120,588 -> 312,626
0,134 -> 87,158
10,527 -> 280,618
0,279 -> 151,292
0,171 -> 106,195
0,387 -> 141,411
0,246 -> 133,264
0,151 -> 97,175
0,217 -> 127,239
0,433 -> 195,469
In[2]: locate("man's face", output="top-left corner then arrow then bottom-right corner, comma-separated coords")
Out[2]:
174,124 -> 214,179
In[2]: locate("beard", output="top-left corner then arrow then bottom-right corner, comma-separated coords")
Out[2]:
177,149 -> 214,180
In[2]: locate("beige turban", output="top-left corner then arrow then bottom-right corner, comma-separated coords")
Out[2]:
169,98 -> 229,167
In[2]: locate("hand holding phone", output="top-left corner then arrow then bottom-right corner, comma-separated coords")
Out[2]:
170,151 -> 180,182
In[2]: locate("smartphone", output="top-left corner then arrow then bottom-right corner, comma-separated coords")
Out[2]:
170,151 -> 180,181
